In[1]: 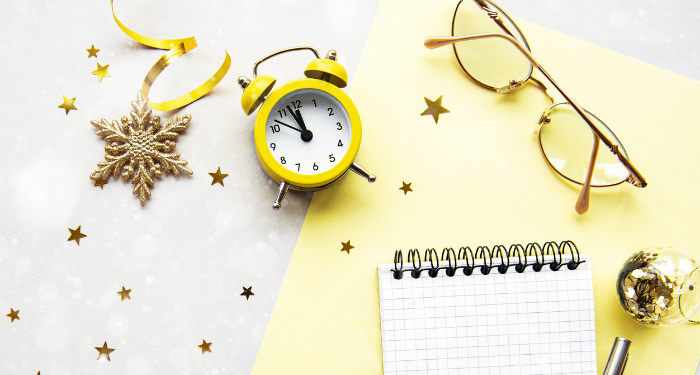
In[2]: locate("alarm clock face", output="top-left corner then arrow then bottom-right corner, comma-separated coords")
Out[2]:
265,88 -> 352,175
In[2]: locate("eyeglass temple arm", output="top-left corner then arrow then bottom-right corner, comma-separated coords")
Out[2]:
424,33 -> 647,188
576,134 -> 600,214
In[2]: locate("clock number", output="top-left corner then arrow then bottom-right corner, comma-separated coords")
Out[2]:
270,143 -> 276,151
313,163 -> 319,171
338,139 -> 343,147
312,99 -> 317,107
295,163 -> 301,171
329,154 -> 336,162
291,100 -> 302,109
270,124 -> 280,133
280,156 -> 286,164
328,108 -> 334,116
278,109 -> 287,118
336,122 -> 342,130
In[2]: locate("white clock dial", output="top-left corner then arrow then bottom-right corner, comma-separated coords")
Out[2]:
265,88 -> 352,175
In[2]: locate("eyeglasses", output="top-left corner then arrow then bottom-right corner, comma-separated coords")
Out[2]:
424,0 -> 647,214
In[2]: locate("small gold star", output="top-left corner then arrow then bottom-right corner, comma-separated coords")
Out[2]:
95,341 -> 115,361
87,45 -> 100,58
421,95 -> 450,124
209,167 -> 228,186
6,308 -> 19,322
93,178 -> 108,189
58,96 -> 78,115
399,181 -> 413,195
241,286 -> 254,300
341,240 -> 354,254
117,286 -> 131,301
67,225 -> 87,245
91,62 -> 111,82
198,339 -> 212,353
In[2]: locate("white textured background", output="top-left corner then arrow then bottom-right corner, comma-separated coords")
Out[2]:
498,0 -> 700,81
0,1 -> 379,374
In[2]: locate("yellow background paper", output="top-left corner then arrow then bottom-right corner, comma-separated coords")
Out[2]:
253,0 -> 700,373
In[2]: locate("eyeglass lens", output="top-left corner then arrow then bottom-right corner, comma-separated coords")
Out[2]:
539,104 -> 629,187
452,0 -> 532,89
452,0 -> 632,188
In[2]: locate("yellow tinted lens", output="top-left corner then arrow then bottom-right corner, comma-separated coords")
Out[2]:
539,103 -> 630,186
452,0 -> 533,89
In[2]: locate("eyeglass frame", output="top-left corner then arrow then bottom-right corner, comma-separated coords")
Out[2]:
424,0 -> 647,214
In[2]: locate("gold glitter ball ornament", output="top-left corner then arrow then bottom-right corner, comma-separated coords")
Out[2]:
90,90 -> 192,206
617,246 -> 700,326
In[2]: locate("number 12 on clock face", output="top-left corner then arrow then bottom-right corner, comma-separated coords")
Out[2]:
265,88 -> 351,175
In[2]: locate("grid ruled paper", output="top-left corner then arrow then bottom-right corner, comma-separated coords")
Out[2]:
378,255 -> 596,375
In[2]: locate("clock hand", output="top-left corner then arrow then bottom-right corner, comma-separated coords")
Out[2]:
274,119 -> 302,132
294,109 -> 309,130
295,109 -> 313,142
286,105 -> 313,142
286,105 -> 307,131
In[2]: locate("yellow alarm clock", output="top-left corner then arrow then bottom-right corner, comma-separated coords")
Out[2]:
238,47 -> 375,210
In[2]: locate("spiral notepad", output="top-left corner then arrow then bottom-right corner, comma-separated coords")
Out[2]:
377,241 -> 596,375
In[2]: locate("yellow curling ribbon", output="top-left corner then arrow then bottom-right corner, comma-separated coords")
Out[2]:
111,0 -> 231,111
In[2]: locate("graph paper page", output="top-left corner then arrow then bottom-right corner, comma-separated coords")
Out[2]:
377,255 -> 596,375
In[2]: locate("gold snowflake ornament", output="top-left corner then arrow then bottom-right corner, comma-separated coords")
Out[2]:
90,90 -> 192,206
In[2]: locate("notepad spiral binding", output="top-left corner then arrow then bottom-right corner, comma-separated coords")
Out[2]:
392,240 -> 584,280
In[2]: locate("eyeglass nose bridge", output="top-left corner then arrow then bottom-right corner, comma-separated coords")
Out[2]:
535,107 -> 552,134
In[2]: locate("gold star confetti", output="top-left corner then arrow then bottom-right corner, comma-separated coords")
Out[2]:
118,286 -> 131,301
209,167 -> 228,186
95,341 -> 115,361
67,225 -> 87,245
399,181 -> 413,195
341,240 -> 354,254
58,96 -> 78,115
91,62 -> 111,82
198,339 -> 212,353
241,286 -> 254,300
93,178 -> 108,189
90,90 -> 192,206
6,308 -> 19,322
421,95 -> 450,124
87,44 -> 100,58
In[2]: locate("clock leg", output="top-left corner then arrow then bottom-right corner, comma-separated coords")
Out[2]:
273,180 -> 290,210
350,162 -> 376,183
